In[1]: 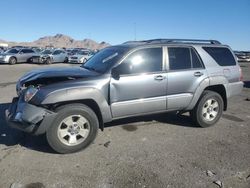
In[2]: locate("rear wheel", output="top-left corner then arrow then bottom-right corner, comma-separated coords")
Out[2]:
9,57 -> 17,65
46,104 -> 99,154
191,90 -> 223,128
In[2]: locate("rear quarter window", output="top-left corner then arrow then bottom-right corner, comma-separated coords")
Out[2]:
203,47 -> 236,66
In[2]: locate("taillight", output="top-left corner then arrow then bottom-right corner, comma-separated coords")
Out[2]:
239,67 -> 243,81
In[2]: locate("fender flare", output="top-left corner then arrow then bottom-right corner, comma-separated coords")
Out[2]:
186,76 -> 228,110
41,87 -> 112,123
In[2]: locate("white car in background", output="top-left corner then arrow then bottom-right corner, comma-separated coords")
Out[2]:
68,50 -> 93,64
32,49 -> 69,64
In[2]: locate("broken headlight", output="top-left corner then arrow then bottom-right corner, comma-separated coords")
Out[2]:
24,86 -> 38,102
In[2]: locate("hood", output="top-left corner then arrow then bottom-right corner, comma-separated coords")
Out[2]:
19,66 -> 100,87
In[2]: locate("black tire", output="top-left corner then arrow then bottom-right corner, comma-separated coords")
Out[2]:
64,57 -> 69,63
46,58 -> 52,64
46,104 -> 99,154
28,57 -> 33,63
9,57 -> 17,65
190,90 -> 223,128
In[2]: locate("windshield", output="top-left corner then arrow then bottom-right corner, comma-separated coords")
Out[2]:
42,50 -> 52,55
5,49 -> 19,54
82,47 -> 128,73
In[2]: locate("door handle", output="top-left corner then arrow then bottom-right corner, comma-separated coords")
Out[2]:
194,72 -> 203,77
154,75 -> 165,81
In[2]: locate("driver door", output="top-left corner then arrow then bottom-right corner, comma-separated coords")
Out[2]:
110,47 -> 168,118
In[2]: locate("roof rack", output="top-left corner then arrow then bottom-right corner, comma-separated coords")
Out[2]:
123,39 -> 221,45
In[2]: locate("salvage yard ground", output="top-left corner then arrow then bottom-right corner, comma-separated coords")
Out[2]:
0,63 -> 249,188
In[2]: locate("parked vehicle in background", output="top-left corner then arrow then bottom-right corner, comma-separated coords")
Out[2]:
68,50 -> 93,64
6,39 -> 243,153
234,51 -> 250,62
0,48 -> 36,65
31,49 -> 68,64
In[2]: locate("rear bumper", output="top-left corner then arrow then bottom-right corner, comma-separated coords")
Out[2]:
226,81 -> 244,98
5,97 -> 56,135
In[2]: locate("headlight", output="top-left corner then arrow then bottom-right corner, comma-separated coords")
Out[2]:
24,86 -> 38,102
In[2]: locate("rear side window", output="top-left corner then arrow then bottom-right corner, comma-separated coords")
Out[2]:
168,48 -> 191,70
203,47 -> 236,66
191,48 -> 203,69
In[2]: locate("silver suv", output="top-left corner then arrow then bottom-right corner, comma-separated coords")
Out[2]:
6,39 -> 243,153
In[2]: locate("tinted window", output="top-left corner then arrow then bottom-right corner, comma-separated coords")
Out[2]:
121,48 -> 162,74
168,47 -> 191,70
5,49 -> 19,54
53,50 -> 61,55
191,48 -> 203,68
203,47 -> 236,66
27,49 -> 34,53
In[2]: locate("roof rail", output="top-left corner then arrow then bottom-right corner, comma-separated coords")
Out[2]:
123,39 -> 221,45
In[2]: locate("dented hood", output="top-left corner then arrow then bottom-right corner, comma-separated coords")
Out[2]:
19,66 -> 99,86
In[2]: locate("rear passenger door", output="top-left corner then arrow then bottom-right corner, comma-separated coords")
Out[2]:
52,50 -> 61,62
166,47 -> 207,110
18,49 -> 28,62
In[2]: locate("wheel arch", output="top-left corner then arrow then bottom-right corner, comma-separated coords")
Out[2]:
204,85 -> 227,111
52,99 -> 105,131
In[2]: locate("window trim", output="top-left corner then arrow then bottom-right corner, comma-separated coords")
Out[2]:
115,46 -> 165,77
166,46 -> 205,72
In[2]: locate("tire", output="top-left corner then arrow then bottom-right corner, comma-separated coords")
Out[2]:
46,104 -> 99,154
46,58 -> 52,64
190,90 -> 223,128
9,57 -> 17,65
64,57 -> 69,63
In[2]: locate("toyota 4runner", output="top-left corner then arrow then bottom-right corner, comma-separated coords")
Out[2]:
5,39 -> 243,153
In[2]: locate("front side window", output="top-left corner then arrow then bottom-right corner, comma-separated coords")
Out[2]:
52,50 -> 61,55
120,47 -> 162,75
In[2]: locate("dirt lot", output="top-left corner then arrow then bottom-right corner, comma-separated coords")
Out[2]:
0,63 -> 249,188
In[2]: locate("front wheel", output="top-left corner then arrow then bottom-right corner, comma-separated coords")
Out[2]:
191,90 -> 223,128
46,104 -> 99,154
45,58 -> 52,64
9,57 -> 17,65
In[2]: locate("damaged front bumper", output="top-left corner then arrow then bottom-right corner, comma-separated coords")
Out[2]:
5,97 -> 57,135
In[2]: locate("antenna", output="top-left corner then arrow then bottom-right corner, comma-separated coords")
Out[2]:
133,22 -> 137,41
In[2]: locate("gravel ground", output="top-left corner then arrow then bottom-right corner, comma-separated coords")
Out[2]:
0,62 -> 249,188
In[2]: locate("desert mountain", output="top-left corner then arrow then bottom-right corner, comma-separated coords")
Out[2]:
0,34 -> 110,49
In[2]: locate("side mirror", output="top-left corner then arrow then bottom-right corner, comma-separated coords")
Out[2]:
111,63 -> 130,80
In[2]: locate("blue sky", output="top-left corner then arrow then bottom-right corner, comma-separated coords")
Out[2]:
0,0 -> 249,50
